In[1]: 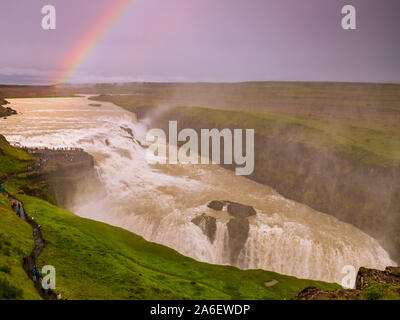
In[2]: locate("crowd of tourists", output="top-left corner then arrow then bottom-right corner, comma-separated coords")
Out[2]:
1,156 -> 67,300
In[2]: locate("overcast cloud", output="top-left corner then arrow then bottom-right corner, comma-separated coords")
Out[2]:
0,0 -> 399,84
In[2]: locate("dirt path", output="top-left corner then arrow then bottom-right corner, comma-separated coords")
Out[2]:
0,160 -> 59,300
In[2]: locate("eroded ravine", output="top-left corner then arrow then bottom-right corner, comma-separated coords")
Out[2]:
0,96 -> 396,286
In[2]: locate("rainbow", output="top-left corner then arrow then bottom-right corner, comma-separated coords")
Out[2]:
54,0 -> 136,84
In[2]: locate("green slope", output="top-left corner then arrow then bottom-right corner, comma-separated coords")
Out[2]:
5,180 -> 339,300
0,135 -> 32,175
182,107 -> 400,167
0,196 -> 41,300
0,136 -> 39,299
0,135 -> 339,300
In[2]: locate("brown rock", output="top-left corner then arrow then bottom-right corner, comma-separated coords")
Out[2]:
207,200 -> 224,211
356,266 -> 400,290
227,217 -> 249,264
227,202 -> 256,218
294,286 -> 359,300
385,266 -> 400,276
191,214 -> 217,243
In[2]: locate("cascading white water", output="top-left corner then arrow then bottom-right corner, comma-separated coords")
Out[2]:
0,96 -> 396,286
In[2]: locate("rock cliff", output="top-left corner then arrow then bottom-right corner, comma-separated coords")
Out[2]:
295,266 -> 400,300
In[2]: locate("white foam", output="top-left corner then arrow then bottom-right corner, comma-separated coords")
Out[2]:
1,96 -> 395,285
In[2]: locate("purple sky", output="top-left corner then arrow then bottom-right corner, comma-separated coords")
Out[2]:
0,0 -> 399,84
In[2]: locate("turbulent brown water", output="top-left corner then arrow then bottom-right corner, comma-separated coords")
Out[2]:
0,96 -> 395,285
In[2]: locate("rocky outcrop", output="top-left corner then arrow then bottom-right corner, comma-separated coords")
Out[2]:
295,266 -> 400,300
0,97 -> 17,118
207,200 -> 224,211
224,201 -> 257,263
295,286 -> 359,300
120,126 -> 134,138
206,200 -> 257,218
22,148 -> 103,209
226,217 -> 249,263
119,125 -> 148,148
193,200 -> 257,264
0,97 -> 9,106
226,202 -> 257,219
356,266 -> 400,290
191,214 -> 217,243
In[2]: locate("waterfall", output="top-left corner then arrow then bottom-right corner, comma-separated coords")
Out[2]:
1,96 -> 396,286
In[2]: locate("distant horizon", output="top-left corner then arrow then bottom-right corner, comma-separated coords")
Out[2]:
1,79 -> 400,88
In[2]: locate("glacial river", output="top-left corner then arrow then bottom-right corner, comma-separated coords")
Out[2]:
0,96 -> 395,285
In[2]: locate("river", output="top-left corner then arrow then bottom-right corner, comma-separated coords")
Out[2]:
0,96 -> 395,285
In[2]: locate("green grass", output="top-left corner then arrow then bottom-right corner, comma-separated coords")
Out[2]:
0,194 -> 41,299
0,171 -> 340,300
182,107 -> 400,167
357,280 -> 400,300
0,135 -> 33,175
1,83 -> 398,299
0,135 -> 340,300
7,190 -> 339,300
0,135 -> 40,299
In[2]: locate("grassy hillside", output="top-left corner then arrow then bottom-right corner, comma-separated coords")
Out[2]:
183,107 -> 400,166
0,135 -> 339,299
0,196 -> 41,299
0,136 -> 39,299
4,176 -> 339,300
357,280 -> 400,300
0,135 -> 33,175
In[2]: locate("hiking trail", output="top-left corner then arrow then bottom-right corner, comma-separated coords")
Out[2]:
0,148 -> 86,300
